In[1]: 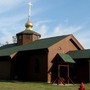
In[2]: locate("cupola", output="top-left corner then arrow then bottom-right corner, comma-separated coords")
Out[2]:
16,1 -> 41,45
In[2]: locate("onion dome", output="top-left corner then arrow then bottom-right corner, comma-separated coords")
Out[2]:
25,20 -> 33,30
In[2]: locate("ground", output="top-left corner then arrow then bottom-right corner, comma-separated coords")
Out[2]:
0,81 -> 90,90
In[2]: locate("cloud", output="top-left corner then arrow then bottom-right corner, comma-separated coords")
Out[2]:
0,0 -> 43,45
0,0 -> 26,32
53,24 -> 82,36
35,22 -> 82,38
0,0 -> 90,49
0,0 -> 25,45
75,30 -> 90,49
51,24 -> 90,49
0,17 -> 90,49
79,38 -> 90,49
36,24 -> 48,38
36,22 -> 90,49
0,0 -> 24,14
0,29 -> 13,45
33,19 -> 53,38
35,20 -> 53,27
64,18 -> 69,25
0,14 -> 25,27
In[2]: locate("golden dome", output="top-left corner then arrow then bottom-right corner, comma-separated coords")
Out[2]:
25,20 -> 33,30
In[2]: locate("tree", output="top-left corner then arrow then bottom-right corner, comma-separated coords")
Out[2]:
12,36 -> 17,43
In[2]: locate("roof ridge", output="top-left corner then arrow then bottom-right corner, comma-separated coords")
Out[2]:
38,34 -> 70,41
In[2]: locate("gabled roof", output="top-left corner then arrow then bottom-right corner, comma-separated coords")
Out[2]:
58,53 -> 75,63
67,49 -> 90,59
0,35 -> 69,57
16,30 -> 41,36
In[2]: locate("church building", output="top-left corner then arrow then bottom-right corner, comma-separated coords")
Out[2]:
0,3 -> 90,84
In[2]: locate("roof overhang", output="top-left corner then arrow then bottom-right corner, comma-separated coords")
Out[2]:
58,53 -> 75,63
0,52 -> 17,59
10,52 -> 17,58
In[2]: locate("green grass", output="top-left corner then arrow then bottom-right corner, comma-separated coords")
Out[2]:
0,81 -> 90,90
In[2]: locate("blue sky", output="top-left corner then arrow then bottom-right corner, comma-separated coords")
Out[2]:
0,0 -> 90,49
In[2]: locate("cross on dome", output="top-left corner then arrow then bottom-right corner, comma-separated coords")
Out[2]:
25,0 -> 33,30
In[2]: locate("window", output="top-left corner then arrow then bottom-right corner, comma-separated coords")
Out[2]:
34,59 -> 40,73
26,35 -> 31,39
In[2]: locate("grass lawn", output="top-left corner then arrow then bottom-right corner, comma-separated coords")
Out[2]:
0,81 -> 90,90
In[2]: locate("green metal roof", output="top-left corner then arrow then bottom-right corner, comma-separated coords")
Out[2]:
0,44 -> 17,50
16,30 -> 41,36
58,53 -> 75,63
0,35 -> 69,56
67,49 -> 90,59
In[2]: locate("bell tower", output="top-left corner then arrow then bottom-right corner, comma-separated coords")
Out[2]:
16,1 -> 41,45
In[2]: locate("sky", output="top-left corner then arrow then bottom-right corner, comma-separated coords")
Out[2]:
0,0 -> 90,49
